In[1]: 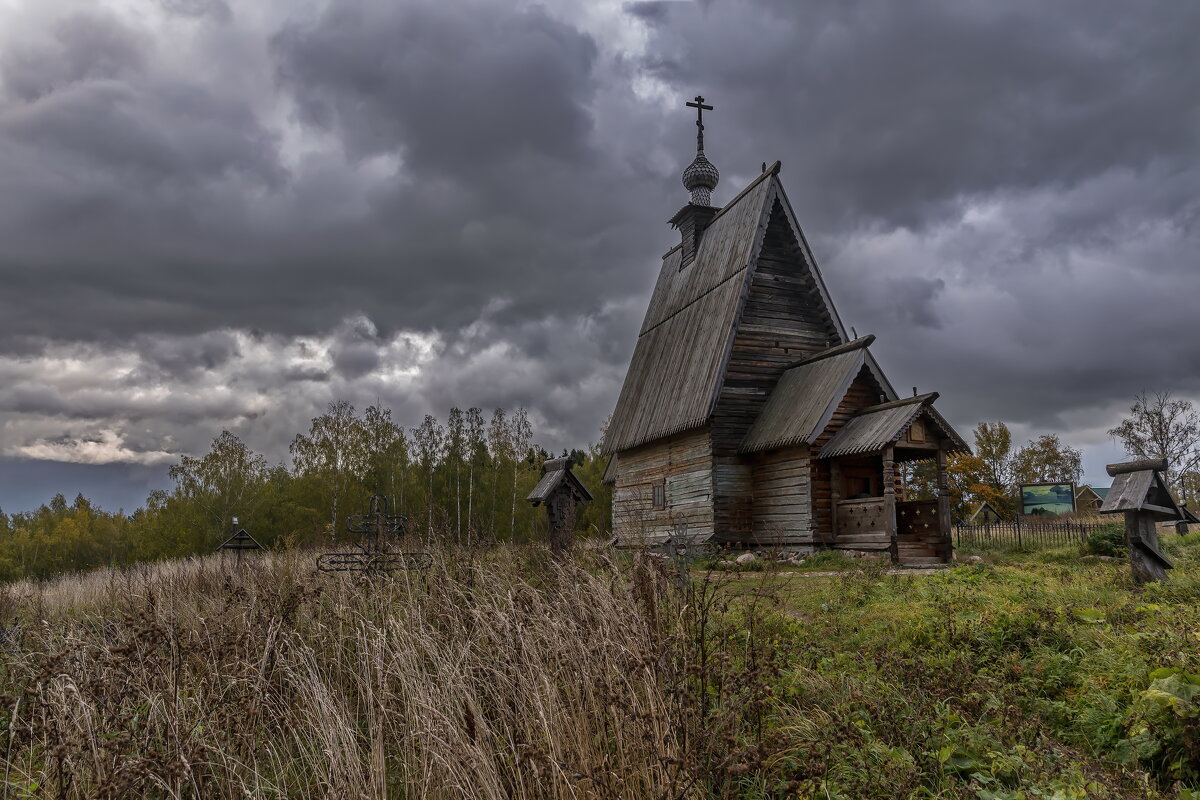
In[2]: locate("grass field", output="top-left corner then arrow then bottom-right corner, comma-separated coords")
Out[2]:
1,535 -> 1198,798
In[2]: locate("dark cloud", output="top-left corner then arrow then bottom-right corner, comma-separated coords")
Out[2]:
1,11 -> 149,102
636,0 -> 1200,231
0,0 -> 1197,510
273,2 -> 598,170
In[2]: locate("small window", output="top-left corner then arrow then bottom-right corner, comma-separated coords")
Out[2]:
652,482 -> 666,510
908,419 -> 926,443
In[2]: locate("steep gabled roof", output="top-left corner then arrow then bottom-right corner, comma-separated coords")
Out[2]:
527,458 -> 593,504
739,336 -> 875,454
968,501 -> 1004,523
603,163 -> 858,455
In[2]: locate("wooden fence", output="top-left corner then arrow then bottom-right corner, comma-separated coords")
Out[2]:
953,519 -> 1113,550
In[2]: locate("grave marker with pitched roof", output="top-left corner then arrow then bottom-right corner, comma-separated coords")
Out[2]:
1099,459 -> 1179,583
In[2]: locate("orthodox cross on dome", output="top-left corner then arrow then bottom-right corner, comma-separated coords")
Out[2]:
682,95 -> 719,206
686,95 -> 713,151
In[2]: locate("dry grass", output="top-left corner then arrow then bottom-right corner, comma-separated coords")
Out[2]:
4,543 -> 1188,798
0,545 -> 736,799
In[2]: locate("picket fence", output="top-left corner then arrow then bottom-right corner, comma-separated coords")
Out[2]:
953,518 -> 1113,549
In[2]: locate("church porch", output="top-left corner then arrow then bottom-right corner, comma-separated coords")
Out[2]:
818,399 -> 963,565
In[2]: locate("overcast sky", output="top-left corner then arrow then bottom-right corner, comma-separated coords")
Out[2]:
0,0 -> 1197,513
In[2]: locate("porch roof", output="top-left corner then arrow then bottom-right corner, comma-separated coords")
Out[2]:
738,337 -> 876,454
817,394 -> 969,459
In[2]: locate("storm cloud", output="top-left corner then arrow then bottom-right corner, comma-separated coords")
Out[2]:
0,0 -> 1197,510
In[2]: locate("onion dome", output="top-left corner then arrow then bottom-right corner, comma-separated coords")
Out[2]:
683,151 -> 720,207
682,95 -> 718,206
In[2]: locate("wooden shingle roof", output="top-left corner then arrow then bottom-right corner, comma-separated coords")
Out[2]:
739,337 -> 875,454
602,163 -> 856,455
527,458 -> 593,505
1099,459 -> 1182,520
817,394 -> 969,459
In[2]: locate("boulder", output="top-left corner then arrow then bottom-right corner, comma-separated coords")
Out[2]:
735,552 -> 758,565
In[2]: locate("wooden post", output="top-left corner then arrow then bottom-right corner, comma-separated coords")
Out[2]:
936,447 -> 952,561
526,457 -> 592,559
829,461 -> 842,548
547,492 -> 577,557
1126,511 -> 1170,584
883,445 -> 897,563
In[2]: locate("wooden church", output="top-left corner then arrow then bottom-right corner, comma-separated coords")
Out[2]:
601,98 -> 968,565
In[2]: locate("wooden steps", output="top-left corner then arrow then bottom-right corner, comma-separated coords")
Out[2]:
897,540 -> 948,566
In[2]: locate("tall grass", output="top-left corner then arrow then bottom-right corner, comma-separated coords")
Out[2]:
1,546 -> 729,798
1,540 -> 1196,798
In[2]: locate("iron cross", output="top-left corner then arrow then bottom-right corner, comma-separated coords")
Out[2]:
317,494 -> 432,573
686,95 -> 713,132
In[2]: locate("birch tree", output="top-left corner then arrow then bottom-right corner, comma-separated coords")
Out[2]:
290,401 -> 367,537
1109,391 -> 1200,497
361,404 -> 408,514
446,408 -> 465,541
168,430 -> 268,540
412,414 -> 445,535
487,408 -> 510,538
465,407 -> 485,543
509,407 -> 533,538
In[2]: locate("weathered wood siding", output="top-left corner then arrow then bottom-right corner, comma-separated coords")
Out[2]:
832,498 -> 891,552
749,446 -> 813,547
710,198 -> 842,541
712,198 -> 842,456
810,368 -> 884,538
612,428 -> 714,546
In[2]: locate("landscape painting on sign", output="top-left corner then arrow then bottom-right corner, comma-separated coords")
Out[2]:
1020,482 -> 1076,516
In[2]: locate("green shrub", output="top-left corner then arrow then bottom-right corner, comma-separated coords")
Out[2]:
1085,523 -> 1126,557
1115,667 -> 1200,782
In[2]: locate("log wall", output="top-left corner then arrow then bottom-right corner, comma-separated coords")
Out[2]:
749,446 -> 813,547
711,198 -> 841,541
612,428 -> 714,546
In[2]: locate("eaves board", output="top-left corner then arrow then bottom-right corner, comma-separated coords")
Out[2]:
772,179 -> 849,346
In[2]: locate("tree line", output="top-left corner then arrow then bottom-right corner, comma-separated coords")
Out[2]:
909,391 -> 1200,519
0,402 -> 612,582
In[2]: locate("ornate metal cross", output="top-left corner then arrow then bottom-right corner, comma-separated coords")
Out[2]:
317,495 -> 432,573
663,522 -> 705,587
686,95 -> 713,148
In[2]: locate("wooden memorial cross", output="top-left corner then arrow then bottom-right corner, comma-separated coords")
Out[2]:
1098,459 -> 1180,584
317,495 -> 432,573
526,457 -> 593,556
217,518 -> 263,566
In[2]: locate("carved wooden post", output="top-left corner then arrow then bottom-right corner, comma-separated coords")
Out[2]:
936,447 -> 952,561
1100,459 -> 1177,585
883,444 -> 897,563
526,457 -> 593,558
1126,510 -> 1170,584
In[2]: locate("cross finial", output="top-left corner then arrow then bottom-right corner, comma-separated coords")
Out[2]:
680,94 -> 719,205
685,95 -> 713,152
